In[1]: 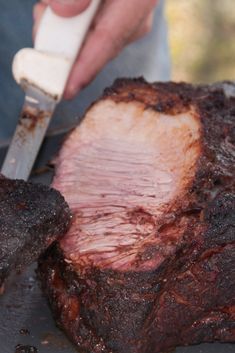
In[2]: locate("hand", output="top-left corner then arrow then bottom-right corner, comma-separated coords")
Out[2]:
34,0 -> 158,99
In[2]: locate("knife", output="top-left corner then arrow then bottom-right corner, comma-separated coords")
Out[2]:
1,0 -> 100,181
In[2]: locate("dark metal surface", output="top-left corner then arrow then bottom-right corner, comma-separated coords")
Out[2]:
0,135 -> 234,353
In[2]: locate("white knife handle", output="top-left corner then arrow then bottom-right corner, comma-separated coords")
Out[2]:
12,0 -> 100,101
35,0 -> 100,63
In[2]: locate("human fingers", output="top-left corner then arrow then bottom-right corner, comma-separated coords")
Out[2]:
127,12 -> 154,43
64,0 -> 158,99
47,0 -> 91,17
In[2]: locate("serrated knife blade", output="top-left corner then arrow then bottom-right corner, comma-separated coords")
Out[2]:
1,85 -> 57,181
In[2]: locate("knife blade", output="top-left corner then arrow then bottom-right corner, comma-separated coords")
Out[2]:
1,85 -> 56,180
1,0 -> 100,181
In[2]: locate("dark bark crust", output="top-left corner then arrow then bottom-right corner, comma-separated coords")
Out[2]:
38,79 -> 235,353
0,175 -> 71,287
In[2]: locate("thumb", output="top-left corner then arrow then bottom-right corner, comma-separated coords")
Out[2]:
48,0 -> 91,17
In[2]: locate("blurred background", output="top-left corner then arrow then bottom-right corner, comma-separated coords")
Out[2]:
166,0 -> 235,83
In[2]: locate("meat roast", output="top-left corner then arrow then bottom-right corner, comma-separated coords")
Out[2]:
38,79 -> 235,353
0,175 -> 71,288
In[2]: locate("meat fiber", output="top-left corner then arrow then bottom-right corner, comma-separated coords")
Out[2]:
38,79 -> 235,353
0,175 -> 71,288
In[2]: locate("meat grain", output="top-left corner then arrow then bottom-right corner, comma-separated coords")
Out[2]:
38,79 -> 235,353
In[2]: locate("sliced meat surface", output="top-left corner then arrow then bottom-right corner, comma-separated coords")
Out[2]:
54,100 -> 201,271
38,79 -> 235,353
0,175 -> 71,288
